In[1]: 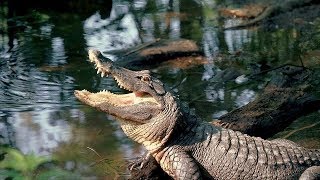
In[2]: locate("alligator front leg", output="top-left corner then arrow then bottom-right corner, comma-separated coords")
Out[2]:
299,166 -> 320,180
156,147 -> 201,180
128,152 -> 152,170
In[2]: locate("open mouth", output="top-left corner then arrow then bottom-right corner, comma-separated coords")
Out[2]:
74,88 -> 158,107
74,49 -> 159,107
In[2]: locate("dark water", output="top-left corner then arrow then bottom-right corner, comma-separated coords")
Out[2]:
1,0 -> 320,178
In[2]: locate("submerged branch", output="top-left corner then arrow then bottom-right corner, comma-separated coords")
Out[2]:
281,121 -> 320,139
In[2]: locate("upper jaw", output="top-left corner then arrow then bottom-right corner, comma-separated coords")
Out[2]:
88,49 -> 137,91
88,49 -> 112,78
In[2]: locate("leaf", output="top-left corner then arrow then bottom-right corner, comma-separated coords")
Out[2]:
0,148 -> 27,172
0,148 -> 51,174
0,169 -> 24,180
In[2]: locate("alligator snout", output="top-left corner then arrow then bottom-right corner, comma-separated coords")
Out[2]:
88,49 -> 113,78
88,49 -> 101,61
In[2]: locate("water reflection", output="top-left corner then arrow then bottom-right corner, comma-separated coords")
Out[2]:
51,37 -> 67,65
84,0 -> 187,54
1,0 -> 320,178
84,12 -> 140,53
225,29 -> 251,52
9,111 -> 71,155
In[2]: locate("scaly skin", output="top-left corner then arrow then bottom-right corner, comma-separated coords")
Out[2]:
75,49 -> 320,180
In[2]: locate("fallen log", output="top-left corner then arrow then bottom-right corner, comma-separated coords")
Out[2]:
214,65 -> 320,138
105,39 -> 204,69
214,85 -> 320,138
223,0 -> 320,29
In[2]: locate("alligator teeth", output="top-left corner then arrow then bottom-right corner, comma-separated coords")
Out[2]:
98,89 -> 111,94
97,68 -> 102,74
101,71 -> 105,77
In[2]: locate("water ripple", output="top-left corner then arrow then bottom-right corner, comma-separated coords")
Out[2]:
0,52 -> 77,115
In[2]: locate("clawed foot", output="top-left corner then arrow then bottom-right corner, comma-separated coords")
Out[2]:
127,153 -> 151,171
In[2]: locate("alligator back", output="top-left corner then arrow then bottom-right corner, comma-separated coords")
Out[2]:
177,122 -> 320,179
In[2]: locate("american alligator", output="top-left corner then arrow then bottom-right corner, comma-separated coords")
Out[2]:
75,50 -> 320,180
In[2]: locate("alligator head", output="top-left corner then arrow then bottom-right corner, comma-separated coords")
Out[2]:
75,50 -> 181,152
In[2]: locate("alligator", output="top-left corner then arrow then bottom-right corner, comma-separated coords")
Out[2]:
75,49 -> 320,180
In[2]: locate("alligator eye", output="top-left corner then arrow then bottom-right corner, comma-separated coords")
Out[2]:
137,75 -> 151,82
142,76 -> 150,82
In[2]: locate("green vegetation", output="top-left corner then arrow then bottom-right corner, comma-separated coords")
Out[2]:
0,147 -> 79,180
